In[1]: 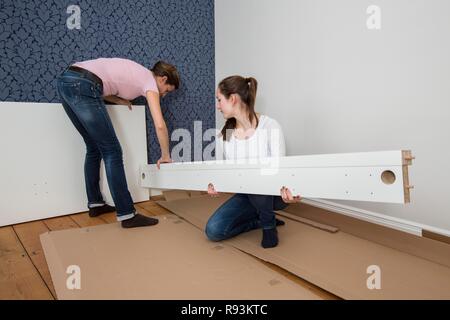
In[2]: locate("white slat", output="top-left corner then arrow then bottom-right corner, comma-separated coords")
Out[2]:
140,150 -> 411,203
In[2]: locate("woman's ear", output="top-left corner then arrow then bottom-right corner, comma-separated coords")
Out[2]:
162,75 -> 168,84
230,93 -> 237,105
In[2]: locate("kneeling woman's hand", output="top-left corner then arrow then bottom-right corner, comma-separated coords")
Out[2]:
207,183 -> 219,197
280,186 -> 301,203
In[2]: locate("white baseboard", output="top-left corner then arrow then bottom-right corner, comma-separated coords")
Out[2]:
149,188 -> 163,197
302,198 -> 450,238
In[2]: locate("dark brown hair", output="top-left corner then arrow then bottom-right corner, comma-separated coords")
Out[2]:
218,75 -> 258,141
151,60 -> 180,89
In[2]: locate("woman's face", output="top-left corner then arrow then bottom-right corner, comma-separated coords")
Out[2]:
156,76 -> 175,98
216,89 -> 235,119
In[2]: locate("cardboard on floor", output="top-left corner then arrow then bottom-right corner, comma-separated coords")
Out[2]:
40,212 -> 322,300
156,192 -> 450,300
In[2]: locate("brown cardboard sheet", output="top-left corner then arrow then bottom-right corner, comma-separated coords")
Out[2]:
283,203 -> 450,267
156,193 -> 450,300
162,190 -> 191,201
40,213 -> 322,300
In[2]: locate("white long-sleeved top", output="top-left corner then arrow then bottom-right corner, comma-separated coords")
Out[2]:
215,114 -> 286,161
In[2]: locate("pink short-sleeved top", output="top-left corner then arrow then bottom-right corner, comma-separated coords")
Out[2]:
73,58 -> 159,100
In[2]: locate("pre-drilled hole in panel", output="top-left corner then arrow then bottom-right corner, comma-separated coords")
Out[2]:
381,170 -> 396,185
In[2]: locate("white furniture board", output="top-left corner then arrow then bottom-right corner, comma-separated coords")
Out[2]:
141,150 -> 411,203
0,102 -> 148,227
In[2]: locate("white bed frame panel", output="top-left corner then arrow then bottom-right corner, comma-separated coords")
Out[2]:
140,150 -> 413,204
0,102 -> 149,227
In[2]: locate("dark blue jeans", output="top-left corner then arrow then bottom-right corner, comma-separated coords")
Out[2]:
205,194 -> 288,241
56,69 -> 135,221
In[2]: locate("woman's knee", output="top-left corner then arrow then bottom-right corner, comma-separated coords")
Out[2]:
205,194 -> 252,241
85,143 -> 101,158
205,220 -> 226,241
101,143 -> 123,162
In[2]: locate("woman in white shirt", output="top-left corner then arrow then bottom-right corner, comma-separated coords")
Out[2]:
205,75 -> 301,248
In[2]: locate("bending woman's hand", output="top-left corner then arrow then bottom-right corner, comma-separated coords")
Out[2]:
280,186 -> 301,203
124,100 -> 133,110
156,156 -> 172,169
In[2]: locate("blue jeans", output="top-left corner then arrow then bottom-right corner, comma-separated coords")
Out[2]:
56,69 -> 135,221
205,194 -> 288,241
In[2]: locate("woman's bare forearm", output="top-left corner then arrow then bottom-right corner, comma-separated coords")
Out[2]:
146,90 -> 171,159
155,124 -> 170,158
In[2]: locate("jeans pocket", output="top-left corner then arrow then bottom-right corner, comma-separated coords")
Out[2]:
58,81 -> 80,103
79,80 -> 102,99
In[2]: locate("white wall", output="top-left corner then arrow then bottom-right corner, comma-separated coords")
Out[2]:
0,102 -> 149,226
215,0 -> 450,232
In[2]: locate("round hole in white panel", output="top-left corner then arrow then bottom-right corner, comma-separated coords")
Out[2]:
381,170 -> 396,185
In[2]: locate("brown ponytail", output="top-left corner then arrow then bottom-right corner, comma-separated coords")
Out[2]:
218,76 -> 259,141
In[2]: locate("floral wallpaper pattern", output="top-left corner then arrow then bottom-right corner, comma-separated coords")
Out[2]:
0,0 -> 215,162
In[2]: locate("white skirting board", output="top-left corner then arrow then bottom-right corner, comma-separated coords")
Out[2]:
301,198 -> 450,237
0,102 -> 149,227
140,150 -> 413,204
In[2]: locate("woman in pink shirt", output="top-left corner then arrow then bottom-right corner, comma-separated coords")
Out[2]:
56,58 -> 179,228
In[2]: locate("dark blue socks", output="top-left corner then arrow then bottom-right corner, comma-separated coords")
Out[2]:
121,213 -> 159,228
261,228 -> 279,248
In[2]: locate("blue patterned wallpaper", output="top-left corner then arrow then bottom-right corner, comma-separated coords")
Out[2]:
0,0 -> 215,163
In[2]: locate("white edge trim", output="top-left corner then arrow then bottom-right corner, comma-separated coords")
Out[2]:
302,198 -> 450,238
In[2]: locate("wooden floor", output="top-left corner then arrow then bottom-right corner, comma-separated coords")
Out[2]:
0,200 -> 338,300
